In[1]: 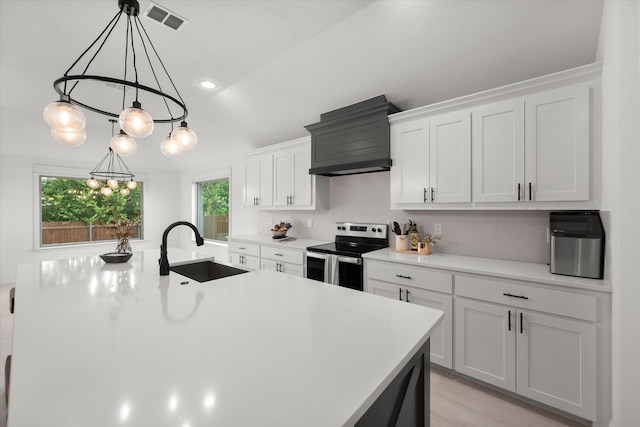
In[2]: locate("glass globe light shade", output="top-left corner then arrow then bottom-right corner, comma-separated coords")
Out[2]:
43,100 -> 86,130
50,127 -> 87,147
87,178 -> 100,189
127,180 -> 137,190
110,131 -> 137,156
107,179 -> 119,189
101,186 -> 113,197
120,187 -> 130,196
119,102 -> 154,138
171,122 -> 197,151
161,135 -> 184,157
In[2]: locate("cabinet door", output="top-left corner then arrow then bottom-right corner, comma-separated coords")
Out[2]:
472,99 -> 525,202
260,259 -> 304,277
291,145 -> 312,206
516,310 -> 596,420
454,298 -> 516,390
243,156 -> 272,207
243,158 -> 259,207
229,253 -> 260,271
390,118 -> 430,205
406,286 -> 453,369
273,151 -> 292,207
525,85 -> 590,201
429,110 -> 471,203
367,278 -> 404,301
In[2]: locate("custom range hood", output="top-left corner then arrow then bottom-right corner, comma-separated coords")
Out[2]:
305,95 -> 401,176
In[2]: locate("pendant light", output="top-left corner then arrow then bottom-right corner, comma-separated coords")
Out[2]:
87,121 -> 137,196
44,0 -> 196,156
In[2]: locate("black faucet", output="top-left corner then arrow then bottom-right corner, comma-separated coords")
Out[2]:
159,221 -> 205,276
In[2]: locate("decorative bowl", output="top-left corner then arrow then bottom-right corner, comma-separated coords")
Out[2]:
100,252 -> 133,263
271,229 -> 288,239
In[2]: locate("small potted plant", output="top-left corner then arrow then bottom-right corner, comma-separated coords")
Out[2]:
419,234 -> 441,255
108,213 -> 141,254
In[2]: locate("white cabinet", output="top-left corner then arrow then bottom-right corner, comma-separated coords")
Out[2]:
273,143 -> 313,208
242,154 -> 273,207
454,275 -> 596,420
472,85 -> 590,203
365,260 -> 453,368
241,137 -> 329,210
228,241 -> 260,270
229,239 -> 307,278
390,110 -> 471,209
260,245 -> 305,277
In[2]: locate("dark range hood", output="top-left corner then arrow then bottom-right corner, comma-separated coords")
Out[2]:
305,95 -> 401,176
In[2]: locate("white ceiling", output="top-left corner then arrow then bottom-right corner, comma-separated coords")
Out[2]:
0,0 -> 604,172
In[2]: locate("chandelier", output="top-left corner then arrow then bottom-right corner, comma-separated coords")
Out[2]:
43,0 -> 197,157
87,121 -> 138,197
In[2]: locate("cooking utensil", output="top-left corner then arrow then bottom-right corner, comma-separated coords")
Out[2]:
392,221 -> 401,235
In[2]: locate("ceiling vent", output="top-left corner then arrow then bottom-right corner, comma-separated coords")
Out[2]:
143,2 -> 187,32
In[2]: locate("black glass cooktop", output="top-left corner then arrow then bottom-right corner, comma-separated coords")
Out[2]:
306,242 -> 386,257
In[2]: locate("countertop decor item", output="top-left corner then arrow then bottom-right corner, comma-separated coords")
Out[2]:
105,212 -> 141,254
43,0 -> 196,156
271,221 -> 292,239
99,252 -> 133,263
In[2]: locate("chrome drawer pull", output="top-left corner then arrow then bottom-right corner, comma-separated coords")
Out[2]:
503,292 -> 529,300
275,253 -> 283,257
395,274 -> 412,279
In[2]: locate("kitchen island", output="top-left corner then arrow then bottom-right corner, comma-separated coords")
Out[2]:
7,248 -> 443,426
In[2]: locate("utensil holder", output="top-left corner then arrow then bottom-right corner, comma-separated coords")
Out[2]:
395,235 -> 409,251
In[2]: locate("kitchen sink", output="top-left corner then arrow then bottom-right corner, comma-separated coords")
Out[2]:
170,260 -> 248,283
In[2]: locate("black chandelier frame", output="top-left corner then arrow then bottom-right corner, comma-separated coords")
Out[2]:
54,0 -> 188,125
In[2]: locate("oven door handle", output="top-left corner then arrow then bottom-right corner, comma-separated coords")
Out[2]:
336,256 -> 362,265
306,252 -> 327,260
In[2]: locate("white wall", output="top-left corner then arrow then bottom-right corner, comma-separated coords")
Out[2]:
0,153 -> 182,285
250,172 -> 550,264
597,1 -> 640,425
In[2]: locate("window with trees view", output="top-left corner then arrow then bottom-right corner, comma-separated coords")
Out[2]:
196,178 -> 229,242
40,176 -> 143,246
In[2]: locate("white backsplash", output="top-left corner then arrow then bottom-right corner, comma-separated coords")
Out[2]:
257,172 -> 551,264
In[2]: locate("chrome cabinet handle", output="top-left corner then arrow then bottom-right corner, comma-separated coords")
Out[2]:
275,253 -> 283,257
398,288 -> 403,301
431,187 -> 434,203
503,292 -> 529,300
395,274 -> 412,280
406,289 -> 411,302
423,188 -> 427,203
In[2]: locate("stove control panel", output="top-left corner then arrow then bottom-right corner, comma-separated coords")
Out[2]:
335,222 -> 388,239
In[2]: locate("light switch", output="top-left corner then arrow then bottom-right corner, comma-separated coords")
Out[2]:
307,219 -> 313,228
434,223 -> 442,236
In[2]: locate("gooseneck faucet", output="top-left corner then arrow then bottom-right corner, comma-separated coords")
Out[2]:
159,221 -> 205,276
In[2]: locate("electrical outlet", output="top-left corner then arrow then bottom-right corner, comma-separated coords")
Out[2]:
434,223 -> 443,236
307,219 -> 313,228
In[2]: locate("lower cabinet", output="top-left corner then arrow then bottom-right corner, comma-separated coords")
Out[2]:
365,260 -> 453,369
229,239 -> 306,278
454,296 -> 596,421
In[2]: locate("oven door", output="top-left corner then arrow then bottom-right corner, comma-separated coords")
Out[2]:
306,252 -> 326,282
336,255 -> 363,291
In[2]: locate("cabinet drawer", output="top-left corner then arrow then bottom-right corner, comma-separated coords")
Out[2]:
455,274 -> 596,322
367,260 -> 453,294
229,242 -> 260,257
261,245 -> 304,265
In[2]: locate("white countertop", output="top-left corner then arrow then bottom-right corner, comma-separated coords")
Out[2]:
228,234 -> 330,250
363,249 -> 611,293
8,248 -> 443,427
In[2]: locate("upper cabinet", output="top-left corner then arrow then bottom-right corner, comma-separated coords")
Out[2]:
241,137 -> 329,211
243,154 -> 273,207
390,110 -> 471,209
473,85 -> 590,203
390,63 -> 599,210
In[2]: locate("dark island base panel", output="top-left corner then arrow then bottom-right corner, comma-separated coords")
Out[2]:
356,339 -> 430,427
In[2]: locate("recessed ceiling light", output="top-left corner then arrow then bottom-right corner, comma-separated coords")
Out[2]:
199,80 -> 216,89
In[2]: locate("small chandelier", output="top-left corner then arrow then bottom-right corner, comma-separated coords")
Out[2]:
43,0 -> 197,155
87,123 -> 137,197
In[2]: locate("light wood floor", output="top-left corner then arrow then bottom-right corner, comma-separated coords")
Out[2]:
0,283 -> 585,427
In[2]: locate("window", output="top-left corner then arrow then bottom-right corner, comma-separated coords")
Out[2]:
39,175 -> 143,246
196,178 -> 229,242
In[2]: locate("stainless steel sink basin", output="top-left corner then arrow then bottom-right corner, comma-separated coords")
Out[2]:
170,261 -> 248,283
